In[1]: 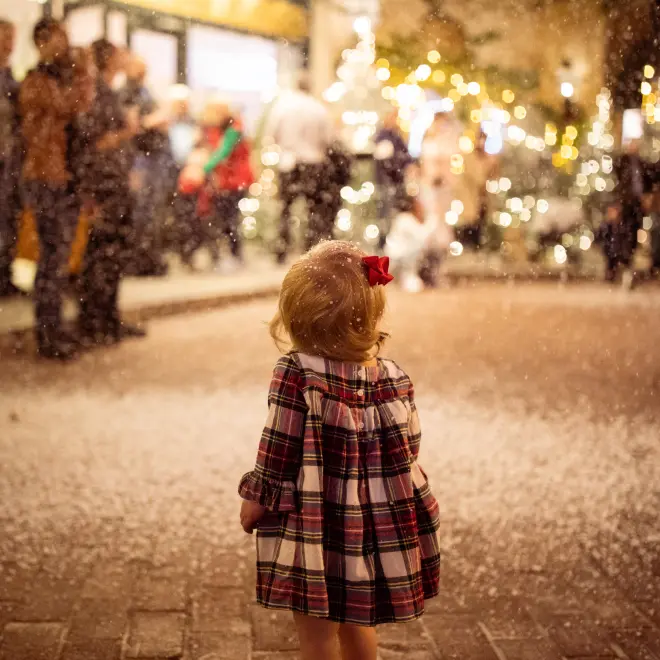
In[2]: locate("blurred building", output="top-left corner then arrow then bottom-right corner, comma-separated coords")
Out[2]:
67,0 -> 309,128
439,0 -> 607,113
0,0 -> 308,131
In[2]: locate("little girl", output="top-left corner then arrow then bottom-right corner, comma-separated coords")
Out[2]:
238,241 -> 441,660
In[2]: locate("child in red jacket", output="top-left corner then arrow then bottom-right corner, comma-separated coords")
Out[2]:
200,103 -> 254,264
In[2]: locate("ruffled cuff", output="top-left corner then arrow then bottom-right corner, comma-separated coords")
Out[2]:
238,472 -> 297,512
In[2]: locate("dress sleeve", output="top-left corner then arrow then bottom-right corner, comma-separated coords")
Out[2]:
238,355 -> 306,512
408,381 -> 422,460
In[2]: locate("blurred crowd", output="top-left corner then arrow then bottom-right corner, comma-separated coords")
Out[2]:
0,16 -> 354,360
382,113 -> 660,293
1,16 -> 660,360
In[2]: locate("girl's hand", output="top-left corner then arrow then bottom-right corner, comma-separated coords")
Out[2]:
240,500 -> 266,534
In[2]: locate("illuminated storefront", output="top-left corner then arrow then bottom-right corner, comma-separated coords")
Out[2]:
60,0 -> 307,128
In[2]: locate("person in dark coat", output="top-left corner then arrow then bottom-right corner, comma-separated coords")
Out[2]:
120,55 -> 173,276
76,39 -> 145,345
0,19 -> 22,297
610,140 -> 650,283
642,160 -> 660,277
373,110 -> 412,248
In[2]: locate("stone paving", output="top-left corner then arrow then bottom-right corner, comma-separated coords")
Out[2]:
1,528 -> 659,659
1,284 -> 659,659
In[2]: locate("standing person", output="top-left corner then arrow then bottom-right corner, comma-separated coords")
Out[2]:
385,193 -> 430,292
373,110 -> 412,247
599,204 -> 627,283
120,55 -> 172,276
19,18 -> 93,359
612,139 -> 648,287
169,94 -> 197,169
418,112 -> 462,285
642,160 -> 660,278
265,73 -> 334,263
238,241 -> 441,660
0,19 -> 21,297
76,39 -> 145,345
200,101 -> 254,268
169,94 -> 201,266
455,130 -> 497,249
321,139 -> 352,240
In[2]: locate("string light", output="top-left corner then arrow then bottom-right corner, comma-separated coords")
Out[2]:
374,55 -> 616,264
415,64 -> 432,82
467,82 -> 481,96
335,209 -> 352,232
513,105 -> 527,119
459,136 -> 474,153
445,211 -> 459,226
560,82 -> 574,98
449,241 -> 464,256
502,89 -> 515,103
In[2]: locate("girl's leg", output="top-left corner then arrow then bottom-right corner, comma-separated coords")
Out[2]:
338,623 -> 378,660
293,613 -> 340,660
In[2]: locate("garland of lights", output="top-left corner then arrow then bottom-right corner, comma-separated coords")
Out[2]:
235,22 -> 621,266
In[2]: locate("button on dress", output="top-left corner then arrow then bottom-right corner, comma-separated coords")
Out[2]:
239,352 -> 441,626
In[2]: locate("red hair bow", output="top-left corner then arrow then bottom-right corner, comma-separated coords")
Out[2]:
362,255 -> 394,287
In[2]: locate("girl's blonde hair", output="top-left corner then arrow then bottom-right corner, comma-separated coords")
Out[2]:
270,241 -> 388,363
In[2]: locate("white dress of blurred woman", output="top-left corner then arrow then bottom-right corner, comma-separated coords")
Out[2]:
419,113 -> 463,269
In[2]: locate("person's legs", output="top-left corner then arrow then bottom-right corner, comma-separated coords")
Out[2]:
0,160 -> 21,295
218,190 -> 243,259
418,248 -> 444,288
293,613 -> 340,660
129,155 -> 168,276
103,190 -> 137,337
338,623 -> 378,660
276,169 -> 298,262
651,216 -> 660,273
604,251 -> 618,282
27,182 -> 78,356
175,192 -> 203,265
80,188 -> 144,343
377,183 -> 396,249
304,165 -> 333,251
79,224 -> 112,341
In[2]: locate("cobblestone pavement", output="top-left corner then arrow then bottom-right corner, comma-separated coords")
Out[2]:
1,282 -> 659,660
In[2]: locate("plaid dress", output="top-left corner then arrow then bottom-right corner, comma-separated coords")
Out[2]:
239,352 -> 441,626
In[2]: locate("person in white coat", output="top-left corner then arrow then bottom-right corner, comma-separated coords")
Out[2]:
418,112 -> 463,283
264,73 -> 334,263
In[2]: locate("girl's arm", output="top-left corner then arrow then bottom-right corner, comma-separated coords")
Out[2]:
408,382 -> 422,460
203,126 -> 241,175
238,355 -> 306,513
